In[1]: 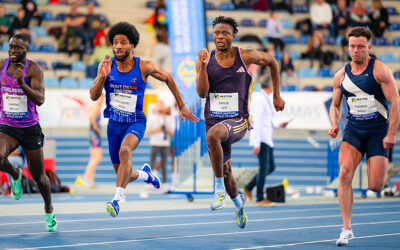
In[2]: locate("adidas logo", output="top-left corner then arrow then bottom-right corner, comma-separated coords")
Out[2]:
364,73 -> 368,77
236,66 -> 245,73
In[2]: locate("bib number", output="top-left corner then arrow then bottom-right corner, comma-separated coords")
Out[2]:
3,94 -> 28,118
347,95 -> 378,121
210,93 -> 239,118
110,92 -> 137,113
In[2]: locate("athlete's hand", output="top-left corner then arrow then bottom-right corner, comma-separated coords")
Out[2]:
329,126 -> 339,138
253,147 -> 260,155
12,67 -> 24,85
273,94 -> 285,111
383,134 -> 396,149
97,55 -> 111,78
179,106 -> 199,123
198,48 -> 210,65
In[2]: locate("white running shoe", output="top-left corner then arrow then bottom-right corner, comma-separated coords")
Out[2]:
336,228 -> 354,246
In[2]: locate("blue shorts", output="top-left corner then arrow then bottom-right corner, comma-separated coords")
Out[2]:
107,119 -> 146,164
342,123 -> 388,159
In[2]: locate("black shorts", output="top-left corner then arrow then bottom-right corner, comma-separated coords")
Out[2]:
206,117 -> 248,164
0,123 -> 45,150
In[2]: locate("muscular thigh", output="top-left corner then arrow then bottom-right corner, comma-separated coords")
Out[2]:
339,141 -> 363,175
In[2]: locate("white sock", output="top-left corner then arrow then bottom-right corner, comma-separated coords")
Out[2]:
112,187 -> 125,201
137,170 -> 149,181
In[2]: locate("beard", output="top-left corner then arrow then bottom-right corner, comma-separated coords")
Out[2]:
114,50 -> 130,62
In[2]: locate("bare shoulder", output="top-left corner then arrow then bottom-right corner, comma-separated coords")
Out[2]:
373,59 -> 392,83
28,60 -> 43,77
138,59 -> 156,74
333,67 -> 345,83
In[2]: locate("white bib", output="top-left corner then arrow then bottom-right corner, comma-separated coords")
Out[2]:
210,92 -> 239,118
3,93 -> 28,115
110,92 -> 137,113
347,95 -> 378,120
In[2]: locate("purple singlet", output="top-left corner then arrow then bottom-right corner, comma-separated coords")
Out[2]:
0,58 -> 39,127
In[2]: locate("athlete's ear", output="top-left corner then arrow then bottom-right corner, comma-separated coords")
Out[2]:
232,33 -> 236,41
131,43 -> 134,50
368,43 -> 372,51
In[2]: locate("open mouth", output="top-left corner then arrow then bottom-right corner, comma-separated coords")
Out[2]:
216,42 -> 224,47
115,51 -> 123,57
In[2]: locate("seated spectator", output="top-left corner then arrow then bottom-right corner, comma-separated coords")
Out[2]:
267,11 -> 284,51
268,0 -> 293,13
280,51 -> 298,86
84,1 -> 102,48
63,2 -> 88,53
368,0 -> 389,37
301,29 -> 325,68
333,0 -> 350,37
349,0 -> 369,27
0,4 -> 11,41
86,35 -> 112,78
340,26 -> 352,62
310,0 -> 334,36
94,23 -> 110,47
21,0 -> 42,26
10,8 -> 30,38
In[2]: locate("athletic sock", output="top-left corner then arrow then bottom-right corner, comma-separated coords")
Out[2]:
137,170 -> 149,181
215,177 -> 225,192
112,187 -> 125,201
232,195 -> 244,210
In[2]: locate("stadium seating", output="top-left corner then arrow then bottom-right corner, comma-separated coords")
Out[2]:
240,19 -> 256,27
317,68 -> 334,78
298,67 -> 316,78
37,60 -> 49,70
392,38 -> 400,47
289,50 -> 300,60
39,44 -> 56,53
219,2 -> 234,11
60,77 -> 79,88
205,2 -> 216,10
373,37 -> 390,46
71,61 -> 86,72
145,1 -> 156,8
302,85 -> 319,91
258,19 -> 267,27
79,77 -> 94,89
322,86 -> 334,92
394,71 -> 400,80
40,11 -> 54,21
282,35 -> 297,44
282,85 -> 299,92
379,53 -> 397,63
44,77 -> 59,88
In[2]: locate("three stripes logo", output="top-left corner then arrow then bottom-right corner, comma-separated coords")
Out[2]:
236,66 -> 245,73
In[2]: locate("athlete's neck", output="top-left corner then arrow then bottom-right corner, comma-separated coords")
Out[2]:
215,47 -> 234,58
10,58 -> 27,67
116,56 -> 135,72
351,57 -> 370,73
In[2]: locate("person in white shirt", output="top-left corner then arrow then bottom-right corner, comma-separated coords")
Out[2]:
242,75 -> 289,207
310,0 -> 334,37
266,11 -> 284,51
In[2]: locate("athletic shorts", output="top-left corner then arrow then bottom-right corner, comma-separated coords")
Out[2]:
107,119 -> 146,164
206,117 -> 248,164
0,123 -> 44,150
342,123 -> 389,159
89,129 -> 101,148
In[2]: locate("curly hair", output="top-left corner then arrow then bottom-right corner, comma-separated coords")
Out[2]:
108,22 -> 140,47
212,15 -> 239,34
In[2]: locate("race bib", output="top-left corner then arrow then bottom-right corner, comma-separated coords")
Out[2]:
110,92 -> 137,113
3,93 -> 27,118
210,92 -> 239,118
347,95 -> 378,121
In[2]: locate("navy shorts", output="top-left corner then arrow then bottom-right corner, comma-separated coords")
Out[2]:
206,117 -> 248,164
107,119 -> 146,164
342,123 -> 389,159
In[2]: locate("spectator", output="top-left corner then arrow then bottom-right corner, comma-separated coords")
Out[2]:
10,8 -> 30,38
63,2 -> 88,53
93,23 -> 110,47
301,29 -> 325,68
310,0 -> 334,36
84,1 -> 102,48
368,0 -> 389,37
86,35 -> 112,78
21,0 -> 42,26
280,51 -> 298,86
267,11 -> 284,51
154,0 -> 167,28
152,24 -> 171,72
333,0 -> 350,37
340,26 -> 352,62
0,4 -> 11,40
146,101 -> 175,185
349,0 -> 369,27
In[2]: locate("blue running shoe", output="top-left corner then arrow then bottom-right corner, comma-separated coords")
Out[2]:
210,190 -> 226,211
106,200 -> 119,217
141,163 -> 161,189
235,193 -> 247,229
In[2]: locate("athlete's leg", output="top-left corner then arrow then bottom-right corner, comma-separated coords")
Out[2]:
366,156 -> 388,192
338,142 -> 363,230
83,146 -> 102,184
206,124 -> 228,178
24,148 -> 53,213
117,133 -> 140,188
223,160 -> 238,198
0,134 -> 20,179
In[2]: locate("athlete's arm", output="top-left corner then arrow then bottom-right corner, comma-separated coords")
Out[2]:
374,61 -> 400,148
195,48 -> 210,98
90,55 -> 111,101
329,67 -> 345,138
240,49 -> 285,111
16,61 -> 44,106
141,60 -> 199,123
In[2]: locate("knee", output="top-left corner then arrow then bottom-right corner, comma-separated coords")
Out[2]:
206,132 -> 219,148
118,146 -> 131,162
369,181 -> 384,192
31,171 -> 46,183
223,165 -> 232,178
339,166 -> 354,184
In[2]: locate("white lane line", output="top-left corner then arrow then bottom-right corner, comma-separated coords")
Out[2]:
10,220 -> 400,250
233,232 -> 400,249
1,211 -> 400,238
1,204 -> 399,226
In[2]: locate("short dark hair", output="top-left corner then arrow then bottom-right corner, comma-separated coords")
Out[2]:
11,34 -> 30,45
108,22 -> 140,47
347,26 -> 372,41
212,15 -> 239,34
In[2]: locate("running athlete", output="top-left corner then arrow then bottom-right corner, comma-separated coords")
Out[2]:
329,27 -> 399,246
75,94 -> 105,187
196,16 -> 285,229
0,34 -> 57,231
90,22 -> 198,217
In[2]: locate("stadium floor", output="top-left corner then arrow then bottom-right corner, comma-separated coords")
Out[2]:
0,186 -> 400,250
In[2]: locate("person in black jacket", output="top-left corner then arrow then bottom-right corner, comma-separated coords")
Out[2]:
368,0 -> 389,37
